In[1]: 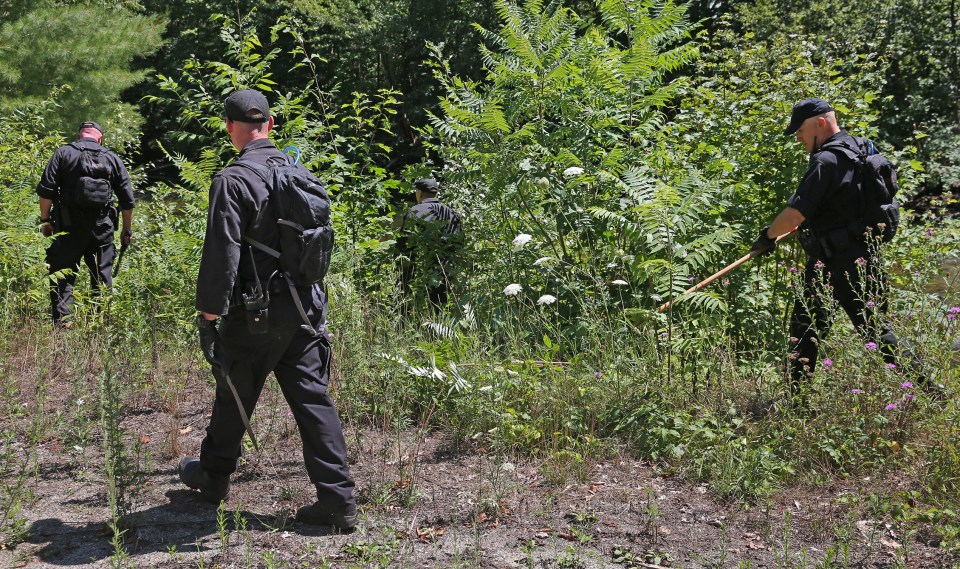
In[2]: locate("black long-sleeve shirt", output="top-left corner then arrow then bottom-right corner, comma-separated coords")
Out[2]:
36,138 -> 135,236
195,138 -> 327,318
786,131 -> 862,235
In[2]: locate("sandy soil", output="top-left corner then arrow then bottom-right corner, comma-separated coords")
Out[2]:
0,362 -> 954,568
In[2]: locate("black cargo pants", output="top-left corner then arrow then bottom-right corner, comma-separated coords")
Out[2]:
46,224 -> 115,323
199,284 -> 355,511
788,255 -> 899,389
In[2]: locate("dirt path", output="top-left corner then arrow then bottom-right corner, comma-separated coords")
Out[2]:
0,375 -> 953,568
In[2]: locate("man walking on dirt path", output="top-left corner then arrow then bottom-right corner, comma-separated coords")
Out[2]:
179,88 -> 356,530
749,98 -> 914,400
396,177 -> 463,308
37,121 -> 134,326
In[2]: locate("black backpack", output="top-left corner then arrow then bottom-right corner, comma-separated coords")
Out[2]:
230,152 -> 334,287
823,137 -> 900,243
63,142 -> 113,208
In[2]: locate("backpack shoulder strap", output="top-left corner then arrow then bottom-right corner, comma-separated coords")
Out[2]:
229,158 -> 273,184
819,136 -> 871,228
244,235 -> 281,259
228,159 -> 280,255
818,137 -> 863,163
70,141 -> 105,155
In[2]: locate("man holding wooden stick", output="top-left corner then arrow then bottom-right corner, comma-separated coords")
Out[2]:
752,98 -> 909,397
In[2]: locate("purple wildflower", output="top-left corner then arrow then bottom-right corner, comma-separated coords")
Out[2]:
865,342 -> 878,350
950,307 -> 960,314
822,358 -> 833,369
866,301 -> 875,308
789,266 -> 798,273
926,228 -> 935,236
856,258 -> 867,267
905,393 -> 916,401
814,261 -> 825,269
901,381 -> 913,389
850,388 -> 862,395
594,371 -> 602,379
885,363 -> 897,369
885,403 -> 898,411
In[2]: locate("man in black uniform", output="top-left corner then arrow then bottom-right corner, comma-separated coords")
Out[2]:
37,121 -> 134,325
397,177 -> 463,307
178,89 -> 356,530
751,98 -> 903,395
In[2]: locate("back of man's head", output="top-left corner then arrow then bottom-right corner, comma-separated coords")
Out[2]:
225,89 -> 271,123
784,98 -> 835,135
224,89 -> 274,148
77,121 -> 103,143
414,177 -> 439,196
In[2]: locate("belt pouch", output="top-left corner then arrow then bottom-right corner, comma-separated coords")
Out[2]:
242,286 -> 270,334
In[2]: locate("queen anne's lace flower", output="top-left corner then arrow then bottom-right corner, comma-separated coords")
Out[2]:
563,166 -> 584,176
512,233 -> 532,250
611,279 -> 628,286
503,283 -> 523,296
537,294 -> 557,305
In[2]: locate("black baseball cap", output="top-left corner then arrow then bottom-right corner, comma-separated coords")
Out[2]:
224,89 -> 271,123
78,121 -> 103,135
784,98 -> 833,135
414,178 -> 439,192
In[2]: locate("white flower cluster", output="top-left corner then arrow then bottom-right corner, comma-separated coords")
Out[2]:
503,283 -> 523,296
536,294 -> 557,305
563,166 -> 584,177
513,233 -> 532,250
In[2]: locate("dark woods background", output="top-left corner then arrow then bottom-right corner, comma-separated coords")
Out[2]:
1,0 -> 958,196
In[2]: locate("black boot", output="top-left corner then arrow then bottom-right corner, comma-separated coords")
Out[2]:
296,502 -> 357,530
178,456 -> 229,504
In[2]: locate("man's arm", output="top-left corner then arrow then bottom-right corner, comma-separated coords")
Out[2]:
195,174 -> 244,318
112,154 -> 136,246
39,197 -> 54,237
750,206 -> 806,257
766,206 -> 805,239
39,197 -> 53,220
37,149 -> 62,237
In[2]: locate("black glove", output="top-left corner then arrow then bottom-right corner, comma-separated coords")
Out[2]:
196,314 -> 220,369
750,226 -> 777,257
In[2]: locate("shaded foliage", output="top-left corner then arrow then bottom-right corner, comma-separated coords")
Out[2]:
0,2 -> 164,147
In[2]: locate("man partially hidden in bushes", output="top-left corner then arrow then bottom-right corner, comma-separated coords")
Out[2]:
750,98 -> 918,399
396,177 -> 463,308
36,121 -> 134,325
179,89 -> 356,530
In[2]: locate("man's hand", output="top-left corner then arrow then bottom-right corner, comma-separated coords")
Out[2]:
750,226 -> 777,257
121,228 -> 132,247
40,221 -> 53,237
196,314 -> 220,369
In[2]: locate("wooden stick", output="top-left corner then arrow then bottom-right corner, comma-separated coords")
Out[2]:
456,361 -> 572,368
656,228 -> 796,313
